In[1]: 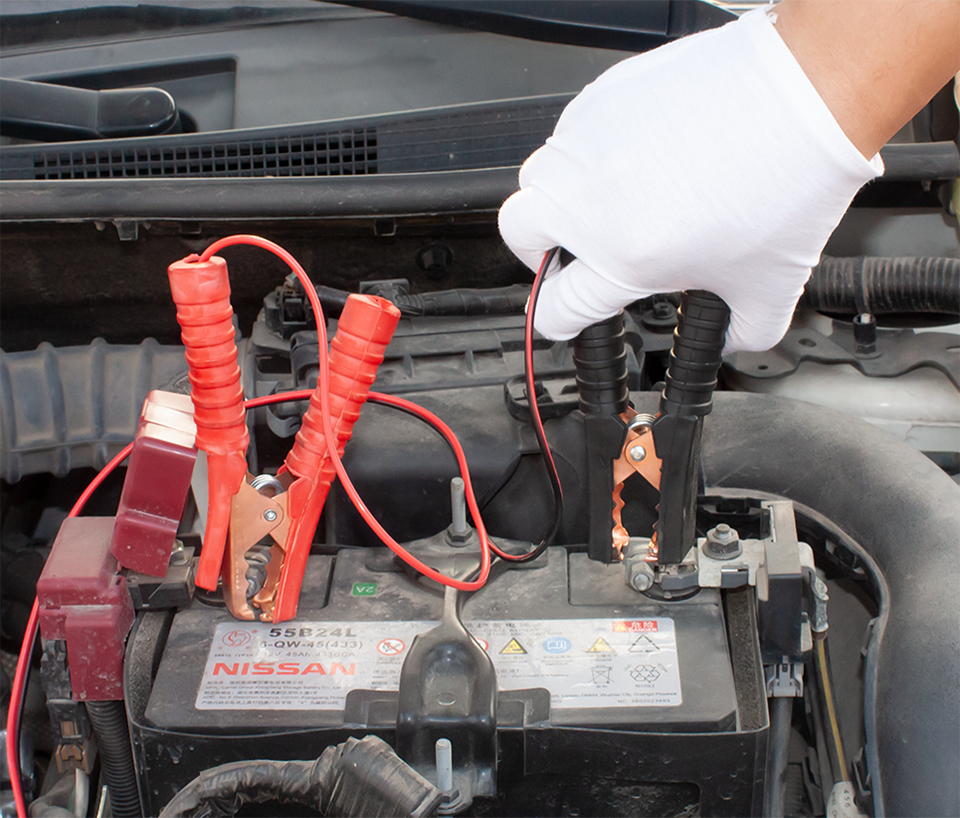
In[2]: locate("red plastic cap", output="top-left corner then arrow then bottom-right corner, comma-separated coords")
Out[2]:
111,391 -> 198,577
167,255 -> 231,307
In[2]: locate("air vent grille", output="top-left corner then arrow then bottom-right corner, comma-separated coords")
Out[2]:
1,96 -> 575,182
29,129 -> 378,180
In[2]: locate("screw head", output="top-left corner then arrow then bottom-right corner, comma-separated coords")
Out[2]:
263,509 -> 278,522
626,560 -> 655,592
629,445 -> 647,463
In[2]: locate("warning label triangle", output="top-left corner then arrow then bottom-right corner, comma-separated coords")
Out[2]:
586,637 -> 616,654
500,638 -> 527,655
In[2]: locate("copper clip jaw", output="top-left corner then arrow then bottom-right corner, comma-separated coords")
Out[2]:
611,409 -> 662,561
222,476 -> 291,621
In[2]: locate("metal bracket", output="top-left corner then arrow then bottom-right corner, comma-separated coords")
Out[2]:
726,322 -> 960,389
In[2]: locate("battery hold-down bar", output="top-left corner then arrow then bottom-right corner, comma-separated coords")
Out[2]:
167,253 -> 400,622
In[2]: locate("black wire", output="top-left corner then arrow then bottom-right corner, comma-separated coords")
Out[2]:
496,247 -> 564,563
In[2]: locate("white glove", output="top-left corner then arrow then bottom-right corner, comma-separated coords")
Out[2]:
499,7 -> 883,353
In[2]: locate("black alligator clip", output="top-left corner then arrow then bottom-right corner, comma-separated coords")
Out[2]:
575,292 -> 729,568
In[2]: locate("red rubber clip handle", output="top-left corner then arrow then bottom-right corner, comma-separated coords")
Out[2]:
272,293 -> 400,622
167,254 -> 249,591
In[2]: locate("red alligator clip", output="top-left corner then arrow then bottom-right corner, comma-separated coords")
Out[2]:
222,293 -> 400,621
167,254 -> 249,592
167,252 -> 400,622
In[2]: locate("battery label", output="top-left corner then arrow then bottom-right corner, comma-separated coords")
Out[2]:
196,618 -> 680,710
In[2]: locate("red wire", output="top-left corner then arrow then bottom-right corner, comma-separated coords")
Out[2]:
199,236 -> 491,591
5,442 -> 134,818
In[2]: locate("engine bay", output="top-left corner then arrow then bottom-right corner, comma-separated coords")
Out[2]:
2,218 -> 958,816
1,3 -> 959,816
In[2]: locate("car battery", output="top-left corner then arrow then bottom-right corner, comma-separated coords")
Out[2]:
126,548 -> 768,816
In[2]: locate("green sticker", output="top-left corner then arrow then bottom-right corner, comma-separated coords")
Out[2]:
352,582 -> 377,597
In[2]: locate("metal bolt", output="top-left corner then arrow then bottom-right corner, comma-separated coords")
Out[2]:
436,739 -> 454,793
812,575 -> 829,634
624,550 -> 656,592
170,539 -> 187,566
704,524 -> 741,560
629,445 -> 647,463
263,509 -> 278,522
653,300 -> 675,320
629,567 -> 654,592
813,576 -> 829,599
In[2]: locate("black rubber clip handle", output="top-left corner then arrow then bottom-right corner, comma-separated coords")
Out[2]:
652,291 -> 730,566
573,312 -> 631,563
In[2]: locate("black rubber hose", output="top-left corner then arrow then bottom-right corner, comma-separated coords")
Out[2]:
85,700 -> 141,817
697,393 -> 960,817
392,284 -> 530,317
159,736 -> 441,818
316,284 -> 531,318
763,696 -> 792,817
803,255 -> 960,315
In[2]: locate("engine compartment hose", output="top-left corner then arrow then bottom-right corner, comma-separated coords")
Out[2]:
0,339 -> 188,483
392,284 -> 531,317
159,736 -> 441,818
699,393 -> 960,818
85,700 -> 141,817
802,255 -> 960,315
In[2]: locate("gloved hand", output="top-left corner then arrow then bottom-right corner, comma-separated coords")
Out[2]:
499,7 -> 883,353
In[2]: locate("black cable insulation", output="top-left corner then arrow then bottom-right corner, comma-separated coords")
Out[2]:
803,255 -> 960,315
86,700 -> 141,817
158,736 -> 441,818
763,696 -> 793,817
